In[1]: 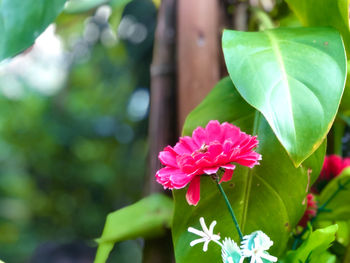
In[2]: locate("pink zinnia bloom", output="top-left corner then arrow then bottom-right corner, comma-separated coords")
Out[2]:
298,194 -> 317,227
155,120 -> 261,205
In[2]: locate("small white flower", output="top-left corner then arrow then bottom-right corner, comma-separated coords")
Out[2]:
221,237 -> 244,263
240,231 -> 277,263
188,217 -> 221,252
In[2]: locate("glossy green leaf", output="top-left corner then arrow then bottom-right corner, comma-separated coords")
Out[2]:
285,0 -> 350,56
222,27 -> 346,167
173,78 -> 326,263
94,194 -> 173,263
0,0 -> 66,61
317,168 -> 350,221
283,224 -> 338,263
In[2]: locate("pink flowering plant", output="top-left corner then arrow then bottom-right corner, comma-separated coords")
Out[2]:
156,120 -> 261,206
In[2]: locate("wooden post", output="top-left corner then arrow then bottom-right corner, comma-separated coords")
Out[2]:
177,0 -> 221,131
144,0 -> 177,262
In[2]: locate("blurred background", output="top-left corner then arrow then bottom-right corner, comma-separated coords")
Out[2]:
0,0 -> 158,262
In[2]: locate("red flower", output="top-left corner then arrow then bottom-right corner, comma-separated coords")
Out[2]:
320,155 -> 350,181
155,120 -> 261,205
298,194 -> 317,228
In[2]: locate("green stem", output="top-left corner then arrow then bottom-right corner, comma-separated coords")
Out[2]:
250,7 -> 275,30
215,177 -> 243,241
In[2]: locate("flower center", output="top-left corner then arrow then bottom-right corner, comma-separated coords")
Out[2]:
253,248 -> 260,255
197,143 -> 209,154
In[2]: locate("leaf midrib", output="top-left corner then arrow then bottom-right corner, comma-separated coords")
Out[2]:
264,30 -> 297,145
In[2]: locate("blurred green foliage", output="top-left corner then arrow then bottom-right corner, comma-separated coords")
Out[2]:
0,0 -> 156,262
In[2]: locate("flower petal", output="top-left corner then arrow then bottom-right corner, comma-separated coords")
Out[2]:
200,217 -> 210,236
261,253 -> 278,262
192,126 -> 207,146
205,120 -> 222,142
188,227 -> 205,237
220,167 -> 235,183
203,167 -> 220,175
186,176 -> 201,206
174,136 -> 196,154
208,220 -> 217,234
190,237 -> 207,247
155,167 -> 189,189
203,240 -> 210,252
158,146 -> 178,167
221,122 -> 242,144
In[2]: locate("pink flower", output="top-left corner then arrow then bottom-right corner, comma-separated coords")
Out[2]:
320,155 -> 350,181
155,120 -> 261,205
298,194 -> 317,227
312,155 -> 350,193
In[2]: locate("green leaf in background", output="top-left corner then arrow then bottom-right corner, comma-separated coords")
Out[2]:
64,0 -> 135,14
285,0 -> 350,57
317,168 -> 350,221
283,224 -> 338,263
222,27 -> 346,167
173,78 -> 326,263
94,194 -> 173,263
0,0 -> 66,61
64,0 -> 109,13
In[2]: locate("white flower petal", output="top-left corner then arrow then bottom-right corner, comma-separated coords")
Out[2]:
203,240 -> 210,252
261,253 -> 278,262
190,237 -> 207,247
208,220 -> 217,234
199,217 -> 210,235
240,231 -> 277,263
188,227 -> 206,237
188,217 -> 222,253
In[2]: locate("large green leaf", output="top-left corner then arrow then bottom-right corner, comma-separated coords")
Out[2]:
173,78 -> 326,263
317,168 -> 350,221
94,194 -> 173,263
222,27 -> 346,167
0,0 -> 66,61
283,224 -> 338,263
285,0 -> 350,56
